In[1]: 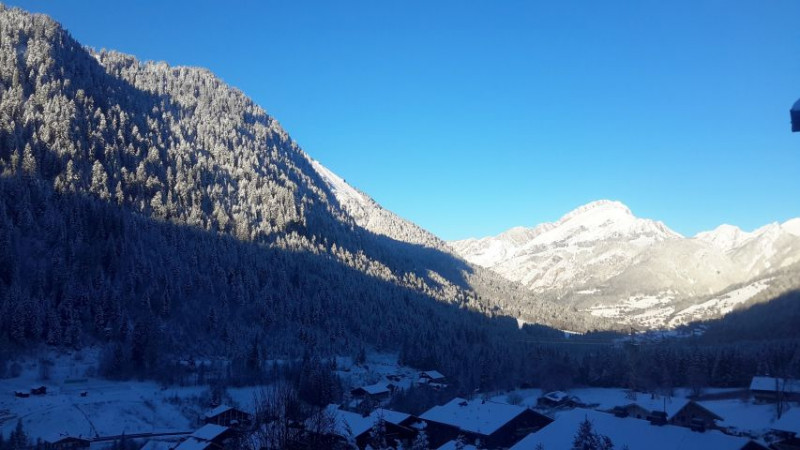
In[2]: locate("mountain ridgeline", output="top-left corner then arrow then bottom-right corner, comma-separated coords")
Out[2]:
0,5 -> 614,388
450,200 -> 800,329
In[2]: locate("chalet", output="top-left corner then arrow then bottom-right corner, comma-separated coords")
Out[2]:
611,403 -> 650,420
203,404 -> 252,427
41,435 -> 91,449
510,408 -> 757,450
418,397 -> 553,449
316,405 -> 418,449
606,397 -> 722,430
792,99 -> 800,132
31,385 -> 47,396
749,376 -> 800,402
648,410 -> 668,426
670,400 -> 723,431
419,370 -> 446,385
175,424 -> 235,450
351,382 -> 394,403
537,391 -> 570,408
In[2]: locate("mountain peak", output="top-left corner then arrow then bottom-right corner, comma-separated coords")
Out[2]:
560,200 -> 632,223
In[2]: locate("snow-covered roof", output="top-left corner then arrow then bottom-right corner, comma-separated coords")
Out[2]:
750,376 -> 800,394
354,382 -> 391,395
373,408 -> 411,425
773,407 -> 800,434
420,370 -> 445,380
324,405 -> 377,437
204,404 -> 233,419
41,433 -> 89,444
141,440 -> 180,450
544,391 -> 569,402
420,397 -> 529,436
174,437 -> 210,450
437,440 -> 478,450
190,423 -> 229,441
510,409 -> 751,450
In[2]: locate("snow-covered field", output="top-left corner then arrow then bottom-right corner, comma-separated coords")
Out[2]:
0,351 -> 419,444
668,278 -> 773,327
0,350 -> 265,443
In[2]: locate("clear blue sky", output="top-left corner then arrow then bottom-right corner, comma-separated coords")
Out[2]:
7,0 -> 800,240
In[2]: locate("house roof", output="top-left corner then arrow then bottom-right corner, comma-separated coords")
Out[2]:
324,405 -> 378,437
354,382 -> 392,395
773,407 -> 800,434
793,98 -> 800,112
750,376 -> 800,394
141,439 -> 181,450
41,434 -> 90,444
190,423 -> 229,441
373,408 -> 411,425
420,370 -> 445,380
204,404 -> 233,419
420,397 -> 529,436
437,440 -> 478,450
510,409 -> 751,450
543,391 -> 569,402
673,401 -> 724,421
174,437 -> 211,450
615,397 -> 688,418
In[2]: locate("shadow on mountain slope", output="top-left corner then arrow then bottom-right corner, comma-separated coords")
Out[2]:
0,174 -> 562,389
692,290 -> 800,343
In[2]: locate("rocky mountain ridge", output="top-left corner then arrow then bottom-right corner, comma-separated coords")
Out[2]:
450,200 -> 800,328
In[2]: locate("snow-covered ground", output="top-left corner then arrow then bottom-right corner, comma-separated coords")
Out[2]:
668,278 -> 773,327
2,350 -> 790,447
0,351 -> 419,443
491,385 -> 787,439
0,350 -> 265,443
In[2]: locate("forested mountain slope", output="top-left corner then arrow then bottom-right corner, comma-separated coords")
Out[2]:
0,5 -> 606,388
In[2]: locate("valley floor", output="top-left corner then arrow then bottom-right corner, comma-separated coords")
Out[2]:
0,350 -> 792,448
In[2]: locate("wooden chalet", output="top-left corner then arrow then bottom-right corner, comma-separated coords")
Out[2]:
350,382 -> 394,403
175,424 -> 235,450
749,376 -> 800,402
203,404 -> 252,427
418,397 -> 552,449
670,400 -> 723,431
792,99 -> 800,132
31,385 -> 47,396
511,409 -> 762,450
611,403 -> 651,420
316,406 -> 418,449
42,435 -> 91,449
418,370 -> 446,385
537,391 -> 570,408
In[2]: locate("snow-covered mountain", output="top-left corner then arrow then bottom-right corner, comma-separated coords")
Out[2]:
310,159 -> 447,251
449,200 -> 800,328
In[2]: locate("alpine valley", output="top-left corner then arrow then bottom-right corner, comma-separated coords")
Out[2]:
450,200 -> 800,329
4,4 -> 800,449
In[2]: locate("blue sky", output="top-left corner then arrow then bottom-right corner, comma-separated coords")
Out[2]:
8,0 -> 800,240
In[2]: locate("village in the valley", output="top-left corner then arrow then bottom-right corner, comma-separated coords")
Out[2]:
1,351 -> 799,450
